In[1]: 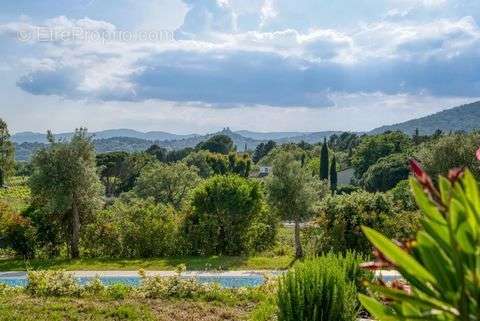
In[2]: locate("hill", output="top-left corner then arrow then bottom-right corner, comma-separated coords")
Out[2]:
12,128 -> 341,161
11,129 -> 197,144
370,101 -> 480,135
14,138 -> 155,161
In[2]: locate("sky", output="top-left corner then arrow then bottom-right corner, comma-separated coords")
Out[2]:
0,0 -> 480,134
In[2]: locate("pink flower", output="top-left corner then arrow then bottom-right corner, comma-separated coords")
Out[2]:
476,147 -> 480,161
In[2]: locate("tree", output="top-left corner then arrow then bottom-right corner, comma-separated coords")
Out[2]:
330,155 -> 337,195
320,138 -> 329,180
116,152 -> 155,193
134,161 -> 200,209
266,152 -> 316,258
0,119 -> 15,187
412,128 -> 420,145
253,140 -> 277,163
329,132 -> 360,151
29,129 -> 104,258
186,175 -> 275,255
309,190 -> 418,255
351,131 -> 411,180
96,151 -> 129,197
146,144 -> 168,162
184,150 -> 213,178
415,132 -> 480,180
361,153 -> 409,192
196,135 -> 234,155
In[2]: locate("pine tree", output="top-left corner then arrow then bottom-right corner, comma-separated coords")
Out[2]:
330,155 -> 338,195
0,119 -> 15,187
320,138 -> 329,180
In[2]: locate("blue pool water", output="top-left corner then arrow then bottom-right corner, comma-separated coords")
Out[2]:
0,275 -> 266,288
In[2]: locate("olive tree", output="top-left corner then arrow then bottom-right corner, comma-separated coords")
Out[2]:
134,161 -> 200,209
29,129 -> 104,258
266,151 -> 317,258
0,119 -> 14,187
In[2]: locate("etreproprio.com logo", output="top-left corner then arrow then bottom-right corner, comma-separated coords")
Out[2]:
17,27 -> 175,43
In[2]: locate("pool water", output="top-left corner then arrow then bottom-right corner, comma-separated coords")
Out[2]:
0,275 -> 266,288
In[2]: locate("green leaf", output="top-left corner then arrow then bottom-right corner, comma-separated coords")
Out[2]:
362,226 -> 436,285
359,294 -> 398,321
410,178 -> 446,225
438,176 -> 452,207
368,284 -> 456,316
416,232 -> 456,293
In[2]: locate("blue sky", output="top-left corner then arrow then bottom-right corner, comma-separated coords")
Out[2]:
1,0 -> 479,134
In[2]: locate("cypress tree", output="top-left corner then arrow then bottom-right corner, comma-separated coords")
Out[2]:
330,155 -> 338,195
320,138 -> 329,180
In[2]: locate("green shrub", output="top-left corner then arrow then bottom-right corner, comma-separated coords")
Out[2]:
277,255 -> 359,321
309,191 -> 393,254
336,184 -> 361,195
415,132 -> 480,179
360,165 -> 480,321
139,276 -> 204,299
82,198 -> 186,258
388,179 -> 417,211
0,201 -> 36,258
106,283 -> 132,300
185,175 -> 277,255
26,270 -> 80,297
362,153 -> 409,192
309,191 -> 420,255
83,276 -> 106,296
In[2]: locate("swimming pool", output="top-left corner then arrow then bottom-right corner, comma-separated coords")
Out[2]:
0,270 -> 400,288
0,274 -> 267,288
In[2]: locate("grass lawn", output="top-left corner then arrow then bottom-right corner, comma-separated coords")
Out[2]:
0,294 -> 253,321
0,255 -> 294,271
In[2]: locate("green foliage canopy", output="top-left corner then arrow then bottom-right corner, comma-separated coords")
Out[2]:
196,134 -> 234,155
185,175 -> 275,255
0,119 -> 15,186
29,129 -> 104,258
361,153 -> 409,192
351,131 -> 411,180
134,161 -> 200,209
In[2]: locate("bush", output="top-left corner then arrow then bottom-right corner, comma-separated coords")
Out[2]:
308,191 -> 419,255
106,283 -> 132,300
26,270 -> 80,297
139,275 -> 206,299
0,201 -> 36,258
351,131 -> 412,180
415,132 -> 480,179
388,179 -> 417,211
277,254 -> 361,321
362,153 -> 409,192
82,198 -> 185,258
336,184 -> 361,195
185,175 -> 277,255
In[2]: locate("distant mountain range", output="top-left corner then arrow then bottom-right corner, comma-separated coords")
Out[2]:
12,128 -> 341,161
12,100 -> 480,161
370,101 -> 480,135
11,129 -> 198,144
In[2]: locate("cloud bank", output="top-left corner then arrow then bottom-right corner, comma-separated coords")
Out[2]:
1,0 -> 480,109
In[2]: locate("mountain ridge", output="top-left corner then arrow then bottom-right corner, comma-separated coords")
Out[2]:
369,101 -> 480,135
